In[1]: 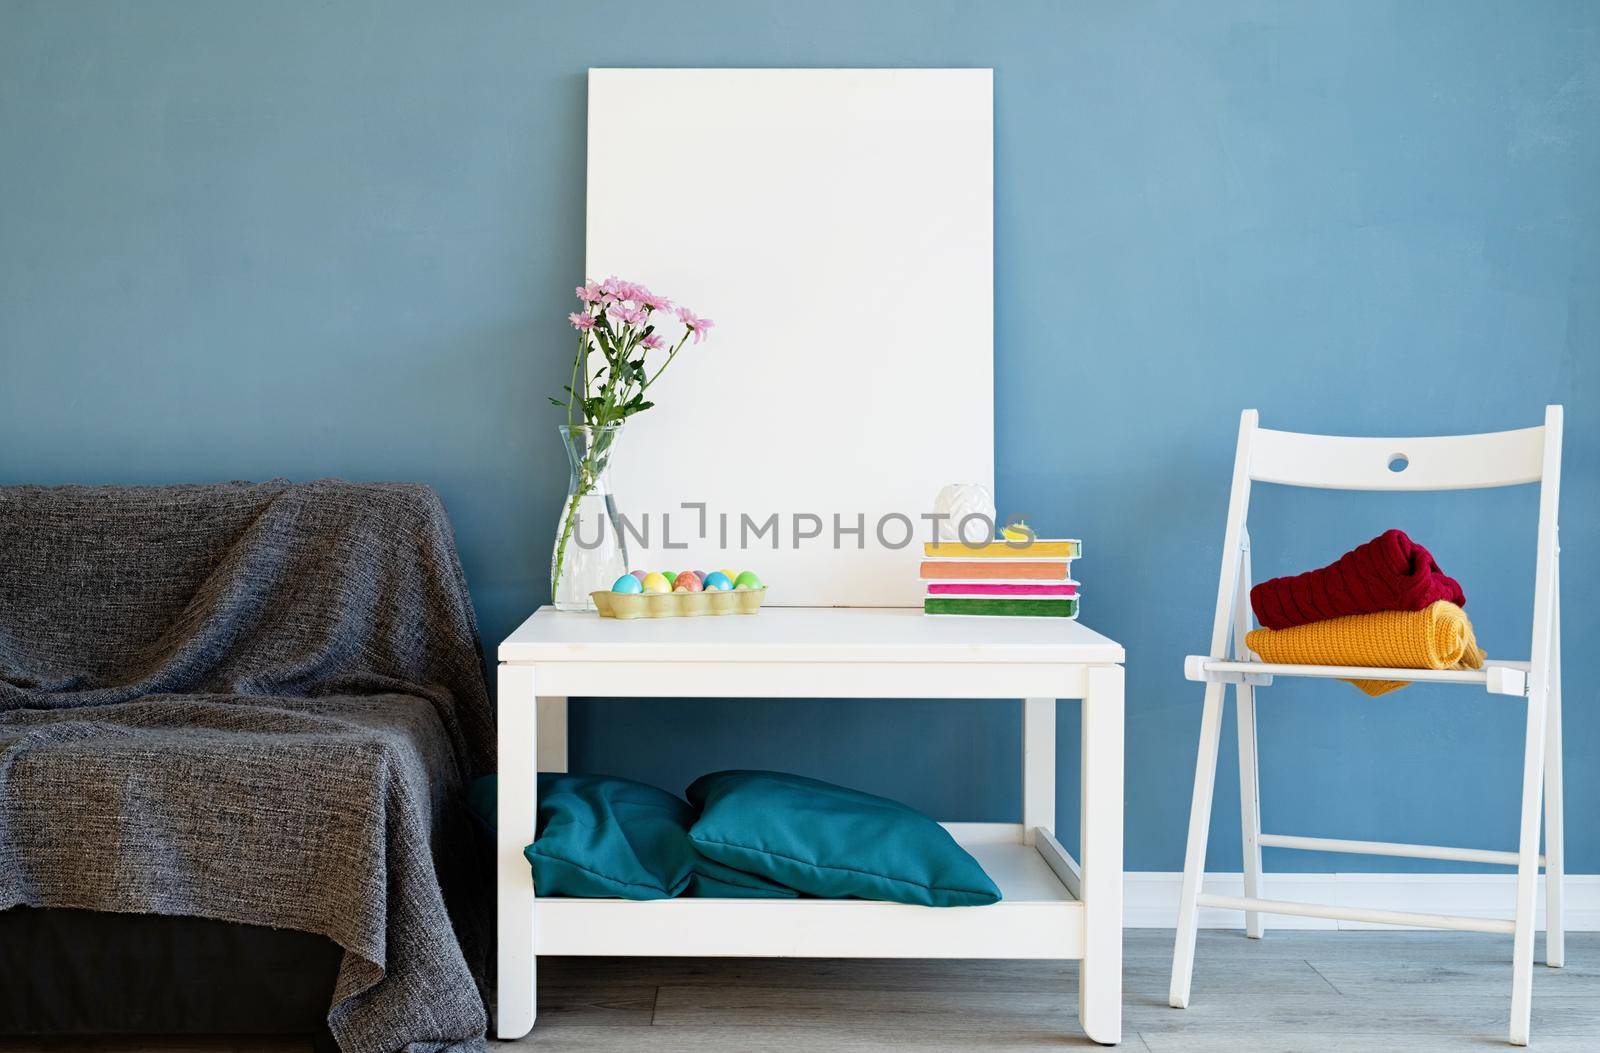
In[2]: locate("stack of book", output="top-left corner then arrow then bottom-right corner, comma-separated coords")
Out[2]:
920,539 -> 1082,618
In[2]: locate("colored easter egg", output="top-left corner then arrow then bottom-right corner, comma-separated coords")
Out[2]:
611,574 -> 643,594
641,572 -> 672,593
734,571 -> 763,590
629,569 -> 647,582
674,574 -> 704,593
702,571 -> 733,591
691,570 -> 708,581
719,568 -> 738,582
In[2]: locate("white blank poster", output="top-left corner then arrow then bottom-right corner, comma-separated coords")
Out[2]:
586,68 -> 993,607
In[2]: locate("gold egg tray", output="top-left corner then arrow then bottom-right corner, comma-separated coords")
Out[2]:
592,587 -> 767,619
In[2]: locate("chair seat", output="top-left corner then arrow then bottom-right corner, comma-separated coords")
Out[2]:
1184,655 -> 1531,696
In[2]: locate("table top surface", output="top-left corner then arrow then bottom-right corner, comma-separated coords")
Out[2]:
499,606 -> 1124,664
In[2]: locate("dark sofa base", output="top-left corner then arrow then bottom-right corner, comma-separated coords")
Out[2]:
0,906 -> 342,1052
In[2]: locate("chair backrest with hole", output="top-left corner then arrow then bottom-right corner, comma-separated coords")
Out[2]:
1247,419 -> 1552,491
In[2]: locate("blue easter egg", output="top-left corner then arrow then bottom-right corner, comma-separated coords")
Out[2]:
702,571 -> 733,591
611,573 -> 644,594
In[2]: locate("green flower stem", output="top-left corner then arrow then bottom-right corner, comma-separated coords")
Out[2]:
565,330 -> 584,428
644,331 -> 692,389
551,459 -> 596,599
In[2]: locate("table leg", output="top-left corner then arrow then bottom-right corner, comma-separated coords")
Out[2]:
496,664 -> 538,1039
1080,665 -> 1124,1045
536,695 -> 568,773
1022,698 -> 1056,846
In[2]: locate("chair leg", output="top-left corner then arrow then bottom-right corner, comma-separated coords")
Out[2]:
1236,682 -> 1265,939
1543,611 -> 1564,969
1170,682 -> 1226,1009
1508,684 -> 1550,1047
1232,537 -> 1264,939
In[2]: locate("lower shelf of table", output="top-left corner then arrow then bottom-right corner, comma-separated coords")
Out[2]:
532,833 -> 1085,959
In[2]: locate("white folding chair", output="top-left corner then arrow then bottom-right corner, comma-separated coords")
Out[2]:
1169,407 -> 1564,1046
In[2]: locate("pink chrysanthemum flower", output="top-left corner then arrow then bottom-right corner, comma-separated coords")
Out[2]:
608,279 -> 645,303
576,281 -> 603,303
608,304 -> 648,327
676,307 -> 715,343
640,289 -> 674,312
640,332 -> 665,351
569,311 -> 595,331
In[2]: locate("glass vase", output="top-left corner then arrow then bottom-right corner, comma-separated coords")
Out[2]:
550,422 -> 629,612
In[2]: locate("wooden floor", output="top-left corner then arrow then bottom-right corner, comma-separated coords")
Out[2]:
2,930 -> 1595,1052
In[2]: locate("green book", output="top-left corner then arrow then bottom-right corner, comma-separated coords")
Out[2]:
923,597 -> 1080,618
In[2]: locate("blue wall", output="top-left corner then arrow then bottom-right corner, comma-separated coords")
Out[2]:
2,0 -> 1596,873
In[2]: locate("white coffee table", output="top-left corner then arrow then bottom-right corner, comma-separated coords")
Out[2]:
495,606 -> 1126,1044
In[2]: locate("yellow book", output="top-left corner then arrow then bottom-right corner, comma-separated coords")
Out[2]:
923,539 -> 1080,559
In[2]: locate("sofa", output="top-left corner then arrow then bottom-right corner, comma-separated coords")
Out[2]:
0,480 -> 495,1053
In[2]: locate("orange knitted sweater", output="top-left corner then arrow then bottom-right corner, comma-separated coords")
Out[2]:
1244,600 -> 1486,697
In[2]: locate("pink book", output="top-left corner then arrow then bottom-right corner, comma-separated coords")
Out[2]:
926,582 -> 1079,597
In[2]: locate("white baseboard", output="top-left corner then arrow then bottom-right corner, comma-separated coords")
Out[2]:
1125,872 -> 1600,930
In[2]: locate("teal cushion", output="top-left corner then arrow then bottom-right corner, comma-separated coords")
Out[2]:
685,771 -> 1002,907
529,772 -> 701,900
466,773 -> 797,900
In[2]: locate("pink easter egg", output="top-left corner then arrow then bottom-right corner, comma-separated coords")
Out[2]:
675,573 -> 704,593
629,570 -> 647,582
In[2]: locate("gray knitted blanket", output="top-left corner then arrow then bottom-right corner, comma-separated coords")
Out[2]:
0,480 -> 495,1053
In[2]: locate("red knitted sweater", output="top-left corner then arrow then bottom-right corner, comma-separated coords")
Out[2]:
1249,529 -> 1465,631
